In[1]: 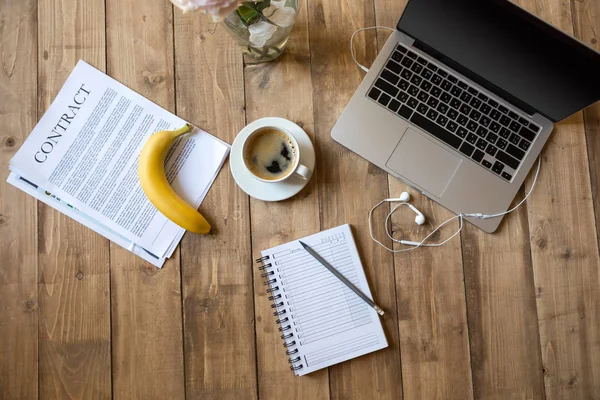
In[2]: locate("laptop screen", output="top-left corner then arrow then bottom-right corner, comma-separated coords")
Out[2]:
397,0 -> 600,122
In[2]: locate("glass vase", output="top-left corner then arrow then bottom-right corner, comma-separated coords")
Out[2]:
222,0 -> 299,63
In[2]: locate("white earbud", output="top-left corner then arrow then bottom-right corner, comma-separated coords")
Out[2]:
407,204 -> 426,225
385,192 -> 410,203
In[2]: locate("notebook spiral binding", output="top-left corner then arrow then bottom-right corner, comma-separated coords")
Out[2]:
256,255 -> 304,373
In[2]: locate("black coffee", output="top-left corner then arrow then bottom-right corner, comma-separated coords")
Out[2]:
244,128 -> 297,180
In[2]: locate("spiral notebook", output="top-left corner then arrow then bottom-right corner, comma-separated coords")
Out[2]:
256,224 -> 388,376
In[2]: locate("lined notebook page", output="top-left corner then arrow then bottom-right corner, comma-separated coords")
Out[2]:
260,224 -> 388,376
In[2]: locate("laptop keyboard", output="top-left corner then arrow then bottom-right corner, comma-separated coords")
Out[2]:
367,43 -> 542,182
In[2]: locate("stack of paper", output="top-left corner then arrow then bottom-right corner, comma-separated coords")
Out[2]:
7,61 -> 230,267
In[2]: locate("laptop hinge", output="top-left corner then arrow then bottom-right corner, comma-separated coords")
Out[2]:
412,39 -> 539,117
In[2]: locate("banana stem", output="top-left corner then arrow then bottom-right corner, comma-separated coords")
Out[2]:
174,123 -> 194,137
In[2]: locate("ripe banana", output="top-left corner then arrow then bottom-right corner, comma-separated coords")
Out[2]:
138,123 -> 211,234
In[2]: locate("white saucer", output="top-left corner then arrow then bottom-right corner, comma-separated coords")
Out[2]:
230,117 -> 316,202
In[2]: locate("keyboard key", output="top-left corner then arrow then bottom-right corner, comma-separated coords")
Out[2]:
500,127 -> 511,139
529,122 -> 540,131
450,98 -> 462,109
397,91 -> 409,103
401,69 -> 413,80
431,74 -> 443,85
386,60 -> 403,74
368,88 -> 381,100
398,105 -> 413,119
460,92 -> 472,103
519,125 -> 537,141
500,115 -> 511,126
457,127 -> 468,138
411,63 -> 423,74
496,150 -> 519,169
519,138 -> 531,151
472,149 -> 485,162
498,105 -> 509,114
457,114 -> 469,126
482,159 -> 492,169
447,75 -> 458,83
497,138 -> 508,149
396,45 -> 407,53
490,109 -> 502,121
437,103 -> 449,114
381,69 -> 399,84
427,63 -> 438,72
502,172 -> 513,180
489,122 -> 501,133
410,75 -> 423,86
441,80 -> 452,91
506,144 -> 525,160
430,87 -> 442,98
407,51 -> 418,59
450,86 -> 462,97
427,109 -> 439,120
488,99 -> 499,108
478,92 -> 489,102
408,85 -> 419,96
508,111 -> 519,120
509,133 -> 521,145
410,112 -> 462,149
467,87 -> 478,95
447,109 -> 459,120
421,69 -> 433,80
437,115 -> 449,126
417,103 -> 429,114
476,138 -> 487,150
427,97 -> 439,108
460,104 -> 472,115
470,110 -> 482,121
388,99 -> 401,112
467,121 -> 478,132
375,79 -> 399,97
420,81 -> 433,92
378,93 -> 391,106
447,121 -> 458,132
407,97 -> 419,109
417,56 -> 427,65
485,143 -> 497,157
391,51 -> 403,62
440,92 -> 452,103
401,57 -> 413,68
519,117 -> 529,125
492,161 -> 504,174
399,79 -> 410,90
466,132 -> 478,144
438,69 -> 448,77
480,104 -> 492,115
480,116 -> 491,127
476,126 -> 488,138
487,132 -> 498,144
470,97 -> 482,108
458,81 -> 468,90
417,91 -> 429,102
510,121 -> 521,132
460,142 -> 475,157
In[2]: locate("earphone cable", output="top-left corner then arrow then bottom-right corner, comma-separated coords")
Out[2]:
350,26 -> 396,73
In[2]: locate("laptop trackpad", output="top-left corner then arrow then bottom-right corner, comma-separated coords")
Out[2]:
386,128 -> 461,198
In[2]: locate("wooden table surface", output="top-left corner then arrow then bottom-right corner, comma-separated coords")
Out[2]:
1,0 -> 599,399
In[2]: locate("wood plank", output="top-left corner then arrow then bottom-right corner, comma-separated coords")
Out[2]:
245,4 -> 329,399
372,1 -> 474,399
519,0 -> 600,398
173,11 -> 257,399
308,1 -> 403,398
105,0 -> 185,398
36,0 -> 112,398
0,1 -> 38,398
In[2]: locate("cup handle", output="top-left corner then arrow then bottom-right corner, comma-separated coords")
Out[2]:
294,164 -> 312,181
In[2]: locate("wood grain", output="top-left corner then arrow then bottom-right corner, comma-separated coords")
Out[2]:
245,3 -> 329,399
105,0 -> 185,398
519,1 -> 600,398
373,1 -> 474,398
0,0 -> 38,398
36,0 -> 112,398
174,11 -> 257,400
308,1 -> 403,399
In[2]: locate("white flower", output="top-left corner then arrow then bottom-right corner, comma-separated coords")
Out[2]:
171,0 -> 243,20
249,21 -> 278,47
262,0 -> 296,27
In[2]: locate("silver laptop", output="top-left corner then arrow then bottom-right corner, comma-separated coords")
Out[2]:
332,0 -> 600,232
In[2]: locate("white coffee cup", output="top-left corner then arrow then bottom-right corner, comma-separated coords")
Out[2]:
242,126 -> 312,183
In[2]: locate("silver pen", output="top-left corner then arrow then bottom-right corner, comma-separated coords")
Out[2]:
298,241 -> 385,316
